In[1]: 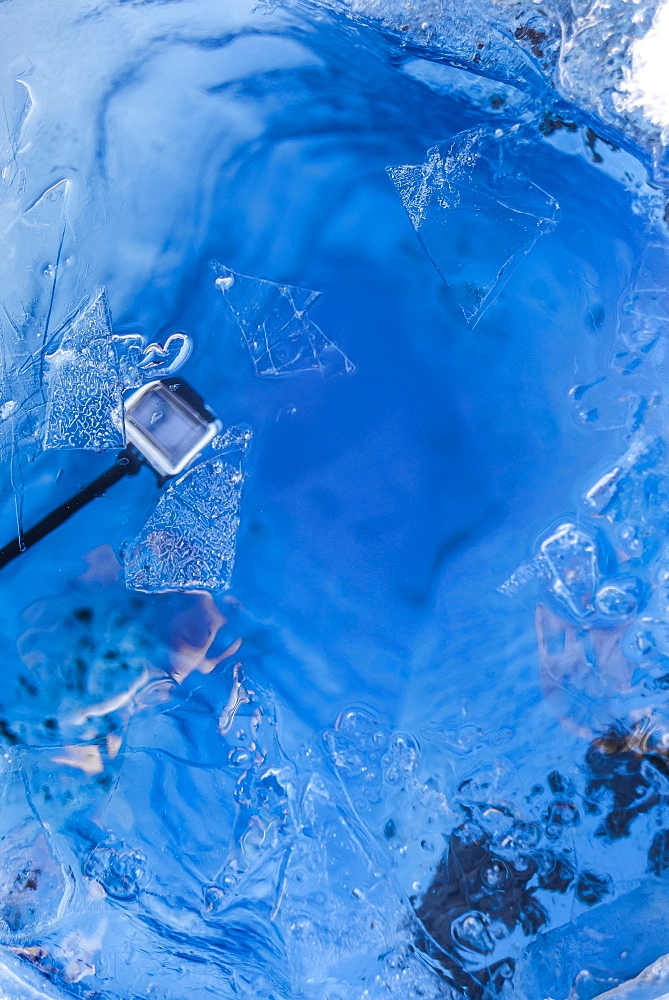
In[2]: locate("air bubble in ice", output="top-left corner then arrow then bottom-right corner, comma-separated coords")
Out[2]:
84,839 -> 146,901
387,128 -> 558,327
451,911 -> 495,955
213,262 -> 355,377
480,860 -> 509,891
595,577 -> 642,618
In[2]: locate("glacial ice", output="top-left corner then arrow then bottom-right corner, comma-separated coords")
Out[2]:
1,0 -> 669,998
123,452 -> 247,594
388,128 -> 559,325
43,289 -> 125,453
318,0 -> 669,180
213,263 -> 355,377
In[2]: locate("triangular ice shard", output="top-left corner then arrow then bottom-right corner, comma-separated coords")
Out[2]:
213,263 -> 355,377
387,128 -> 559,327
43,288 -> 125,452
124,454 -> 245,593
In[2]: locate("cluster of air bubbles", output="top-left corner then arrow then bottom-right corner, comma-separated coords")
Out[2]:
324,708 -> 420,813
84,837 -> 146,902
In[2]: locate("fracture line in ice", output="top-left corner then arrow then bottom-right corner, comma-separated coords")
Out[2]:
213,262 -> 355,377
387,127 -> 559,327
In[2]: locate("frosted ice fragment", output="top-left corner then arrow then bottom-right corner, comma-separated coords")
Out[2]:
387,128 -> 558,326
539,523 -> 598,618
43,288 -> 125,452
124,454 -> 245,593
213,263 -> 355,377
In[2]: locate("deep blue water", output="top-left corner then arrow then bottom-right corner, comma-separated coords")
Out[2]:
0,1 -> 668,998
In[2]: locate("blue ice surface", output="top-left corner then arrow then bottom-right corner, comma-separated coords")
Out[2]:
0,0 -> 668,998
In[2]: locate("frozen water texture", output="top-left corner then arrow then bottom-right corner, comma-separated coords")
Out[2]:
41,290 -> 193,454
592,951 -> 669,1000
584,436 -> 664,515
316,0 -> 669,179
124,454 -> 246,593
213,263 -> 355,377
10,589 -> 153,747
387,128 -> 559,326
617,243 -> 669,356
0,765 -> 72,943
0,181 -> 71,464
501,523 -> 599,618
43,289 -> 125,453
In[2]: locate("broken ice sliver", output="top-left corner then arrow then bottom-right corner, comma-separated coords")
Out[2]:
123,453 -> 245,593
213,263 -> 355,377
583,435 -> 664,514
43,288 -> 125,453
539,523 -> 598,618
387,128 -> 559,327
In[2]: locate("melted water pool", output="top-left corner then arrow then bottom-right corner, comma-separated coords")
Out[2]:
0,1 -> 669,998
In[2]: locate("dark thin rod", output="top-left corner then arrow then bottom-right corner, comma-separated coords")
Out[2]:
0,447 -> 142,570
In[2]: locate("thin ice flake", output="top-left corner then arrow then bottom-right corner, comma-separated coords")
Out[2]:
43,288 -> 125,452
500,522 -> 600,618
387,128 -> 559,326
213,263 -> 355,377
123,455 -> 245,593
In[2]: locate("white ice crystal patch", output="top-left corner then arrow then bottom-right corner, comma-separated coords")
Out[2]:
123,455 -> 245,593
43,288 -> 125,453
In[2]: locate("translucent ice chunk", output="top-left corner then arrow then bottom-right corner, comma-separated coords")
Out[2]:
123,453 -> 245,593
591,951 -> 669,1000
387,128 -> 559,326
0,767 -> 72,941
617,244 -> 669,355
583,436 -> 664,514
43,288 -> 125,452
213,263 -> 355,377
595,577 -> 642,619
539,523 -> 598,618
501,522 -> 602,614
273,776 -> 414,989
